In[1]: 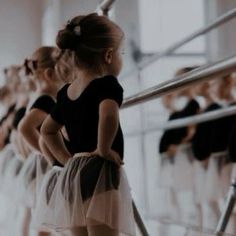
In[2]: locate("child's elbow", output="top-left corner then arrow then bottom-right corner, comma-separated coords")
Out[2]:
18,120 -> 27,136
40,122 -> 47,137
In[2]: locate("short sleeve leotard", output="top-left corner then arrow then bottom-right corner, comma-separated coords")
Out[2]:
159,99 -> 200,154
30,95 -> 56,114
50,75 -> 124,159
30,95 -> 68,166
50,75 -> 124,201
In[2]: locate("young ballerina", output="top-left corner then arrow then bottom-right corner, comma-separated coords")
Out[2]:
158,67 -> 200,224
17,46 -> 64,236
38,49 -> 74,164
19,47 -> 63,154
209,74 -> 236,234
35,13 -> 135,236
191,77 -> 236,231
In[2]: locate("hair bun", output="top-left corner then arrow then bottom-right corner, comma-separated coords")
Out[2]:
56,29 -> 78,50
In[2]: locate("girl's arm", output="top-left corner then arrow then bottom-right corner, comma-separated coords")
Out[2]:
39,136 -> 56,166
40,116 -> 72,165
17,133 -> 31,159
18,109 -> 47,152
95,99 -> 123,166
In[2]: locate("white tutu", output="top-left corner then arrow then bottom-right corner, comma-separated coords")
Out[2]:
17,152 -> 50,208
157,153 -> 174,189
193,161 -> 207,205
1,154 -> 23,199
35,153 -> 50,203
204,151 -> 227,202
32,165 -> 62,233
173,143 -> 194,192
33,155 -> 135,235
0,144 -> 16,190
219,162 -> 233,199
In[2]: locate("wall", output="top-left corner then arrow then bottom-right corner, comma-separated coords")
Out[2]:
205,0 -> 236,62
0,0 -> 42,82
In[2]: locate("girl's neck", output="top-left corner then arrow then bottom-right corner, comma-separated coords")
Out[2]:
36,83 -> 60,99
203,93 -> 215,106
74,69 -> 103,84
67,69 -> 103,100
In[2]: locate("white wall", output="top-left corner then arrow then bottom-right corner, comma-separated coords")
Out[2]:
0,0 -> 42,82
60,0 -> 99,22
205,0 -> 236,61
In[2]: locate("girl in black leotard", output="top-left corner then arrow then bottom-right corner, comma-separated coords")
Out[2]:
34,13 -> 135,236
17,47 -> 64,236
158,67 -> 200,223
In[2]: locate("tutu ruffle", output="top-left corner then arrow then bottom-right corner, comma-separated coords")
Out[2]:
173,144 -> 194,192
33,154 -> 135,235
16,152 -> 50,208
204,151 -> 228,202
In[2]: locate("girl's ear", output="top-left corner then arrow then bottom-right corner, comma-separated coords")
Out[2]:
104,48 -> 113,64
43,68 -> 54,81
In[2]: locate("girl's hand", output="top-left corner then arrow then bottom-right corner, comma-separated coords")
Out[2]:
90,149 -> 124,167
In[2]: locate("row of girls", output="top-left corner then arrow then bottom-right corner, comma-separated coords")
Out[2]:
0,13 -> 136,236
158,67 -> 236,234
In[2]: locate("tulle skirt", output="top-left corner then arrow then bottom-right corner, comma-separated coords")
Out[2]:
173,143 -> 194,192
219,162 -> 233,199
1,152 -> 23,198
16,152 -> 49,207
32,165 -> 62,233
33,154 -> 135,235
158,153 -> 174,189
193,161 -> 207,205
204,151 -> 227,202
0,144 -> 16,190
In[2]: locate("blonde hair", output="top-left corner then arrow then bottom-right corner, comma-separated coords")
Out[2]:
55,50 -> 75,83
32,46 -> 60,70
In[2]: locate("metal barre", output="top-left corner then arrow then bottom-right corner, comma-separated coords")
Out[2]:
156,105 -> 236,130
97,0 -> 116,16
130,7 -> 236,74
122,54 -> 236,109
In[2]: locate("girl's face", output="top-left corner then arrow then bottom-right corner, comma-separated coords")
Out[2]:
197,82 -> 210,96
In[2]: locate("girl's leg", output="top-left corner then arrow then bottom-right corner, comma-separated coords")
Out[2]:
70,227 -> 88,236
38,231 -> 50,236
21,207 -> 31,236
88,225 -> 119,236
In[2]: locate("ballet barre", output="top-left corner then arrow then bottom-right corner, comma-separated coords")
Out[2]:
138,8 -> 236,70
159,105 -> 236,130
122,7 -> 236,80
215,166 -> 236,235
132,201 -> 149,236
122,54 -> 236,109
97,0 -> 116,16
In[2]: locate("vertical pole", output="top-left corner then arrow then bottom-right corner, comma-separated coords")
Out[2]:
215,177 -> 236,234
132,200 -> 149,236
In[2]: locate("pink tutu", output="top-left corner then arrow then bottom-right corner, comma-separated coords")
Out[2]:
33,154 -> 135,235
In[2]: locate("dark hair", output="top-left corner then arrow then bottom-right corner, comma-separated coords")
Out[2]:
175,66 -> 199,76
56,13 -> 124,72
